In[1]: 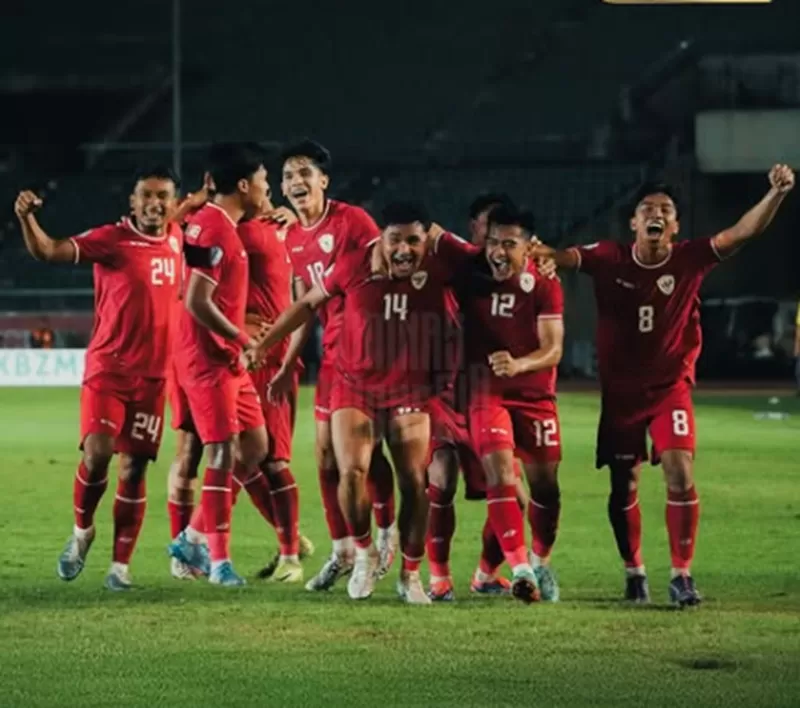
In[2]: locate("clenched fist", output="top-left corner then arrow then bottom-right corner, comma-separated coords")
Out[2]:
14,190 -> 43,219
768,164 -> 795,194
488,350 -> 522,378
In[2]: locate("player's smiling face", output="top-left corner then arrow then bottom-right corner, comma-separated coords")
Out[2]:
631,193 -> 679,248
382,222 -> 429,278
281,157 -> 329,212
130,177 -> 177,235
485,224 -> 528,281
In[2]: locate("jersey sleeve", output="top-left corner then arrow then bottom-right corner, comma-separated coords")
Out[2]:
684,237 -> 724,273
183,222 -> 227,285
569,240 -> 619,276
345,206 -> 381,250
434,231 -> 480,282
69,225 -> 119,265
535,274 -> 565,320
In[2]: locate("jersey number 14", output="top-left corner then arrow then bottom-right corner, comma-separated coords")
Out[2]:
383,293 -> 409,321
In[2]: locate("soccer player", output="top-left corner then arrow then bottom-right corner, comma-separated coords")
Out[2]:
467,192 -> 515,246
167,142 -> 271,587
237,208 -> 310,582
272,139 -> 397,591
252,202 -> 476,603
531,165 -> 795,606
14,166 -> 182,590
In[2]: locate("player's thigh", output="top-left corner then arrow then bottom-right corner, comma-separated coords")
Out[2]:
168,366 -> 195,434
596,395 -> 648,470
457,441 -> 487,501
511,403 -> 562,469
120,378 -> 167,461
314,360 -> 335,423
649,385 -> 696,463
183,377 -> 240,446
80,376 -> 126,461
387,410 -> 431,486
331,407 -> 375,477
237,380 -> 268,466
469,402 -> 516,461
171,429 -> 203,483
261,392 -> 294,463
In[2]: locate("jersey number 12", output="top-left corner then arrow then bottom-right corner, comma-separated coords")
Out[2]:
491,293 -> 515,318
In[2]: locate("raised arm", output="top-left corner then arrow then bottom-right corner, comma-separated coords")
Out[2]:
14,192 -> 77,263
528,242 -> 580,270
712,164 -> 795,259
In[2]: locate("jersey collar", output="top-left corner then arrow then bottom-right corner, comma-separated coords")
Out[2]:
631,243 -> 672,269
121,216 -> 168,242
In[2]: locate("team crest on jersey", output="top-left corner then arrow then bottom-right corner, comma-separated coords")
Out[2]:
318,233 -> 334,253
185,224 -> 202,240
519,272 -> 535,293
209,246 -> 224,266
168,236 -> 180,253
276,228 -> 287,242
411,271 -> 428,290
657,274 -> 675,296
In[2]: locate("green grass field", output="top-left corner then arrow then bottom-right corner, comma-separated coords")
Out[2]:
1,387 -> 799,707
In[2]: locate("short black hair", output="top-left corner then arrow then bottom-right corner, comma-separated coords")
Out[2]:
631,181 -> 681,217
132,164 -> 180,190
380,201 -> 430,231
279,139 -> 332,175
468,192 -> 515,220
207,142 -> 265,195
487,204 -> 536,239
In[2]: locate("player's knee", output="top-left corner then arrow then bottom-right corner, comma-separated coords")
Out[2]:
609,464 -> 640,496
483,450 -> 516,487
339,462 -> 369,486
661,450 -> 694,492
174,432 -> 203,480
239,428 -> 268,468
206,440 -> 236,471
527,462 -> 559,498
82,435 -> 114,476
427,448 -> 459,497
119,455 -> 148,483
315,439 -> 336,470
397,466 -> 427,498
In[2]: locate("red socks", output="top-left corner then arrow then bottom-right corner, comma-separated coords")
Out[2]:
478,515 -> 506,575
113,477 -> 147,564
320,466 -> 349,541
233,462 -> 275,527
426,485 -> 455,578
168,499 -> 193,539
666,486 -> 699,573
527,494 -> 560,560
486,484 -> 528,568
608,489 -> 643,569
367,450 -> 395,529
268,467 -> 300,556
201,467 -> 232,562
73,460 -> 109,529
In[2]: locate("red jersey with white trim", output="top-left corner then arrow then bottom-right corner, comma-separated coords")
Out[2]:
175,203 -> 248,384
321,232 -> 476,405
285,200 -> 378,362
571,239 -> 721,393
70,217 -> 182,382
238,218 -> 292,366
457,256 -> 563,399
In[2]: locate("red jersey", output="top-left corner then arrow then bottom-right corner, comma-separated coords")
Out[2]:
238,218 -> 292,366
285,200 -> 378,362
571,238 -> 722,393
320,232 -> 476,406
175,203 -> 248,384
458,256 -> 563,400
71,217 -> 182,382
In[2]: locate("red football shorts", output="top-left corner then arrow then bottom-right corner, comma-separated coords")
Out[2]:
428,395 -> 487,500
596,380 -> 696,469
249,365 -> 298,462
80,373 -> 167,460
171,370 -> 265,445
469,395 -> 562,465
330,377 -> 427,423
314,358 -> 335,423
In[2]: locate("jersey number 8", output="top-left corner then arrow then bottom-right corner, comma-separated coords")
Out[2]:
638,305 -> 654,333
